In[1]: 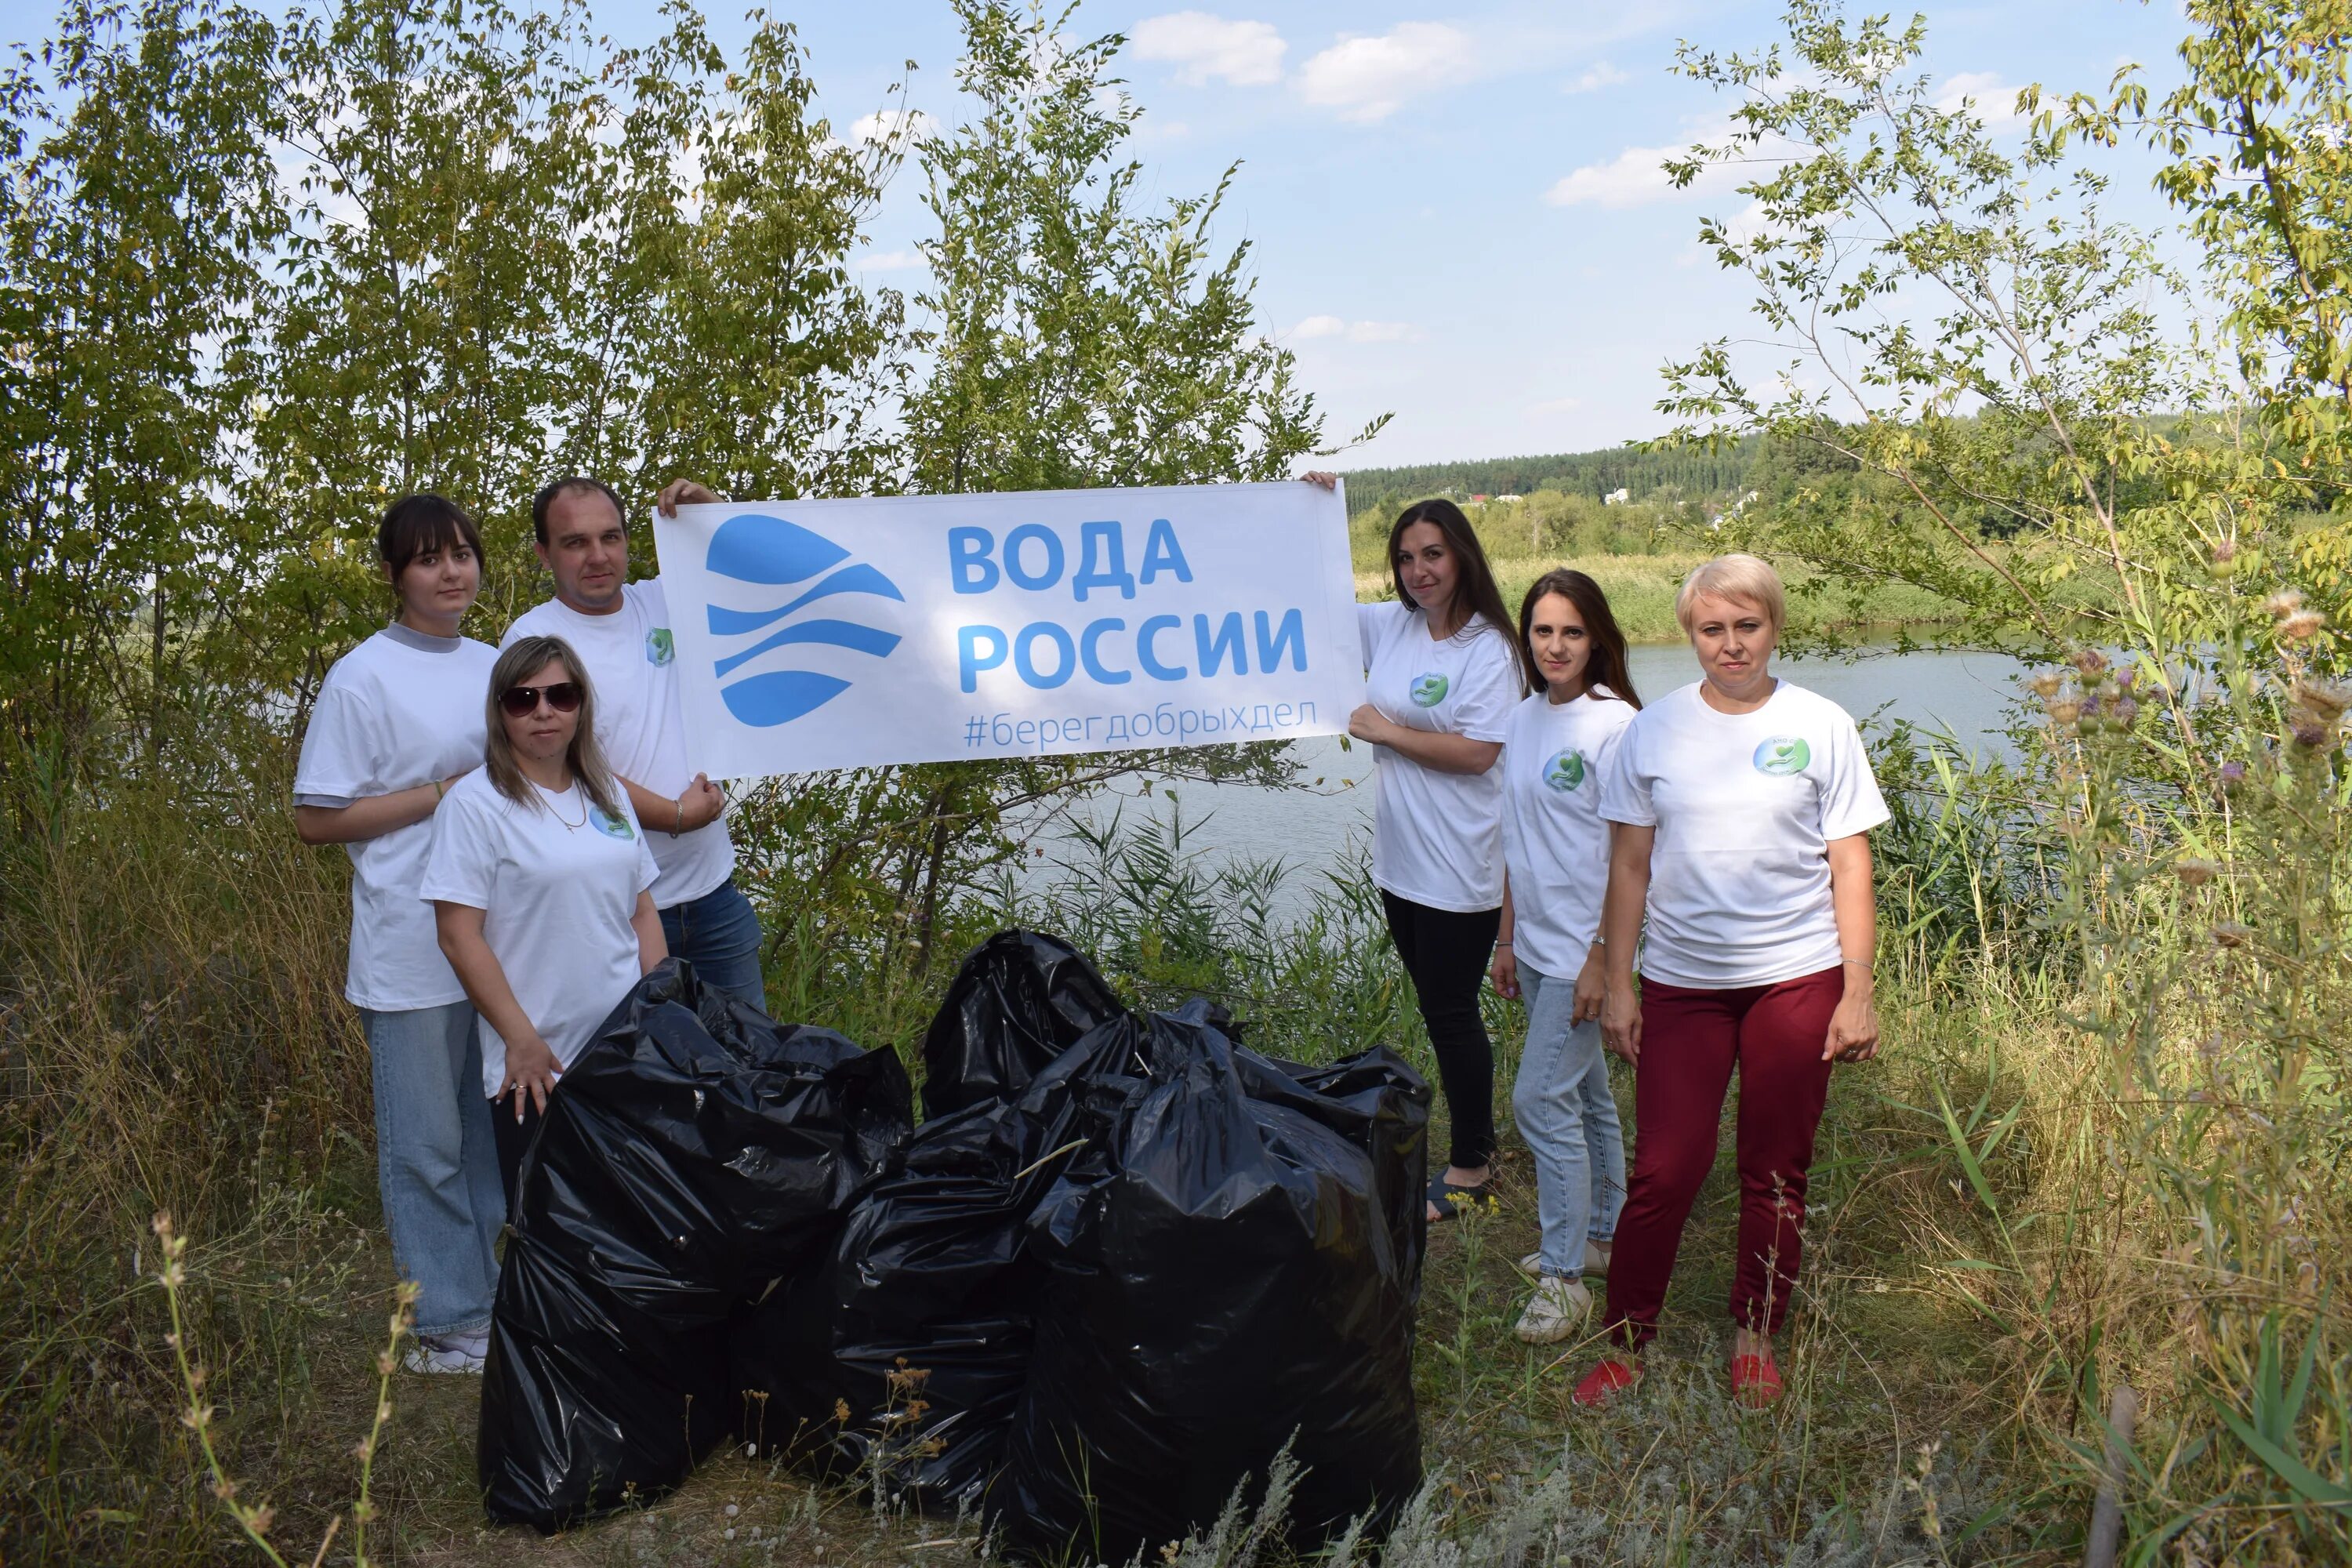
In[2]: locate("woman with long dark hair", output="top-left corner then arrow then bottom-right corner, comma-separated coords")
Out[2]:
1490,568 -> 1639,1341
294,494 -> 503,1374
1305,475 -> 1525,1219
421,636 -> 667,1203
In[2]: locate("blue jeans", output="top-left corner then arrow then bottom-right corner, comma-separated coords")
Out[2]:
661,877 -> 766,1011
1511,964 -> 1627,1278
359,1002 -> 504,1338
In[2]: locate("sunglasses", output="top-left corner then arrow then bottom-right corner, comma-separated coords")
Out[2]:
499,681 -> 582,718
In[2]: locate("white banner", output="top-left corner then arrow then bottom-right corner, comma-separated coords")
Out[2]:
652,482 -> 1364,778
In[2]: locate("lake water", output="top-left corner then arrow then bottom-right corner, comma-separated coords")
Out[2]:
1022,643 -> 2030,905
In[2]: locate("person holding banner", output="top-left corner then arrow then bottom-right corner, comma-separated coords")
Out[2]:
500,477 -> 761,1008
1305,477 -> 1523,1221
294,494 -> 503,1375
1575,554 -> 1886,1410
423,637 -> 666,1203
1488,569 -> 1639,1342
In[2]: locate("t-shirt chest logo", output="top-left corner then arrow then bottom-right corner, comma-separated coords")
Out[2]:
645,627 -> 675,666
591,807 -> 635,840
1752,735 -> 1811,775
1409,672 -> 1450,707
1541,748 -> 1588,791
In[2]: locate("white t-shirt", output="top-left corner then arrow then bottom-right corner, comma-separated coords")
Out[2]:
418,771 -> 660,1098
293,625 -> 500,1011
1499,687 -> 1638,980
503,578 -> 734,909
1599,680 -> 1889,989
1357,601 -> 1522,913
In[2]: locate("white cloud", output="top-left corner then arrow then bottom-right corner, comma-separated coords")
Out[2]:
1298,23 -> 1475,124
1566,61 -> 1629,93
1134,12 -> 1287,87
848,109 -> 934,147
1544,118 -> 1767,209
1933,71 -> 2028,131
1289,314 -> 1419,343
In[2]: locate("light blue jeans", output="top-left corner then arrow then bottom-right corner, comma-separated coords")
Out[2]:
660,877 -> 767,1011
1512,964 -> 1627,1278
359,1001 -> 504,1338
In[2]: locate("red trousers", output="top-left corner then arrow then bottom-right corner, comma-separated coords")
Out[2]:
1601,966 -> 1842,1352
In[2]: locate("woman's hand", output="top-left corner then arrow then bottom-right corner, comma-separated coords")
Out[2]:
674,772 -> 724,833
1824,975 -> 1880,1063
1347,703 -> 1395,746
1571,946 -> 1609,1026
1601,976 -> 1642,1064
1489,942 -> 1519,1000
1298,470 -> 1340,491
500,1031 -> 564,1117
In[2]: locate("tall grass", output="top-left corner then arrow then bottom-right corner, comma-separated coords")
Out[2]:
4,669 -> 2346,1563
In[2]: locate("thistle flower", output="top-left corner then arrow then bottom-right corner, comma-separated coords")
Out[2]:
2074,648 -> 2108,679
2175,858 -> 2218,887
2262,588 -> 2304,620
2211,537 -> 2237,566
2025,670 -> 2064,699
2111,695 -> 2140,728
2218,759 -> 2246,784
2211,921 -> 2252,949
2047,697 -> 2082,726
2292,721 -> 2330,749
2279,608 -> 2325,641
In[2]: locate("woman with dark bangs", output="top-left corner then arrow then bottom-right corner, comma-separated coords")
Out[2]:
1490,568 -> 1639,1342
1305,474 -> 1525,1221
294,494 -> 503,1374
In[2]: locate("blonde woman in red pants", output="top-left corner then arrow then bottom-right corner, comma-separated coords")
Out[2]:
1574,554 -> 1887,1410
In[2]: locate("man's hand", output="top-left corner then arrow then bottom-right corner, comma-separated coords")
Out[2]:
1298,470 -> 1340,491
656,479 -> 724,517
675,772 -> 724,833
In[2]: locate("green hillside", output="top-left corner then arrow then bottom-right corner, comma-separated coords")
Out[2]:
1338,437 -> 1762,519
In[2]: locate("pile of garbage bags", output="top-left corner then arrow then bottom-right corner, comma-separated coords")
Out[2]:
480,934 -> 1430,1562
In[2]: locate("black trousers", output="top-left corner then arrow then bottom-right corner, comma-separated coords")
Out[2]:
1380,890 -> 1502,1171
491,1090 -> 545,1222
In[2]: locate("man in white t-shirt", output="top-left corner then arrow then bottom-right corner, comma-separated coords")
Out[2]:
500,476 -> 765,1007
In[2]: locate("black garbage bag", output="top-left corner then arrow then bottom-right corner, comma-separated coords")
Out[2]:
733,1011 -> 1152,1508
481,959 -> 913,1532
920,930 -> 1125,1119
993,1004 -> 1428,1563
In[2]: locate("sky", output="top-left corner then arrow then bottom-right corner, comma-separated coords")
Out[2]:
572,2 -> 2193,468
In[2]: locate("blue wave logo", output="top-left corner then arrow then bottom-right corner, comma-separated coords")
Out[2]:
703,514 -> 905,727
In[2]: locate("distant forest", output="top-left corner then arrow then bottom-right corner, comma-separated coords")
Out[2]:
1339,437 -> 1763,518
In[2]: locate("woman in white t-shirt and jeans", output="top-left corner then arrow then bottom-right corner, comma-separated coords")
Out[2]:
1305,477 -> 1524,1220
422,636 -> 666,1206
1575,554 -> 1888,1411
294,494 -> 504,1375
1490,568 -> 1639,1344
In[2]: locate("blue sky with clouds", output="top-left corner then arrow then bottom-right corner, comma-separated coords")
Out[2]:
599,2 -> 2198,468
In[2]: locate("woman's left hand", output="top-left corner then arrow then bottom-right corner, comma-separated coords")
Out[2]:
1347,703 -> 1392,745
1570,948 -> 1608,1026
1823,982 -> 1880,1063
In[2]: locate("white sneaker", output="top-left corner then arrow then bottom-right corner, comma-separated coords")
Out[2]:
1514,1274 -> 1593,1344
402,1333 -> 488,1374
1516,1242 -> 1612,1279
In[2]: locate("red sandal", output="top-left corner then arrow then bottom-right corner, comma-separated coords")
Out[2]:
1730,1352 -> 1783,1409
1573,1357 -> 1641,1407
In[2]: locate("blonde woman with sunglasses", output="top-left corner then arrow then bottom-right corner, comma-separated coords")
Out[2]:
422,635 -> 666,1205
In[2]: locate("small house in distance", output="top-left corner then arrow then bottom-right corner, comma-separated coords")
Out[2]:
1602,486 -> 1632,506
